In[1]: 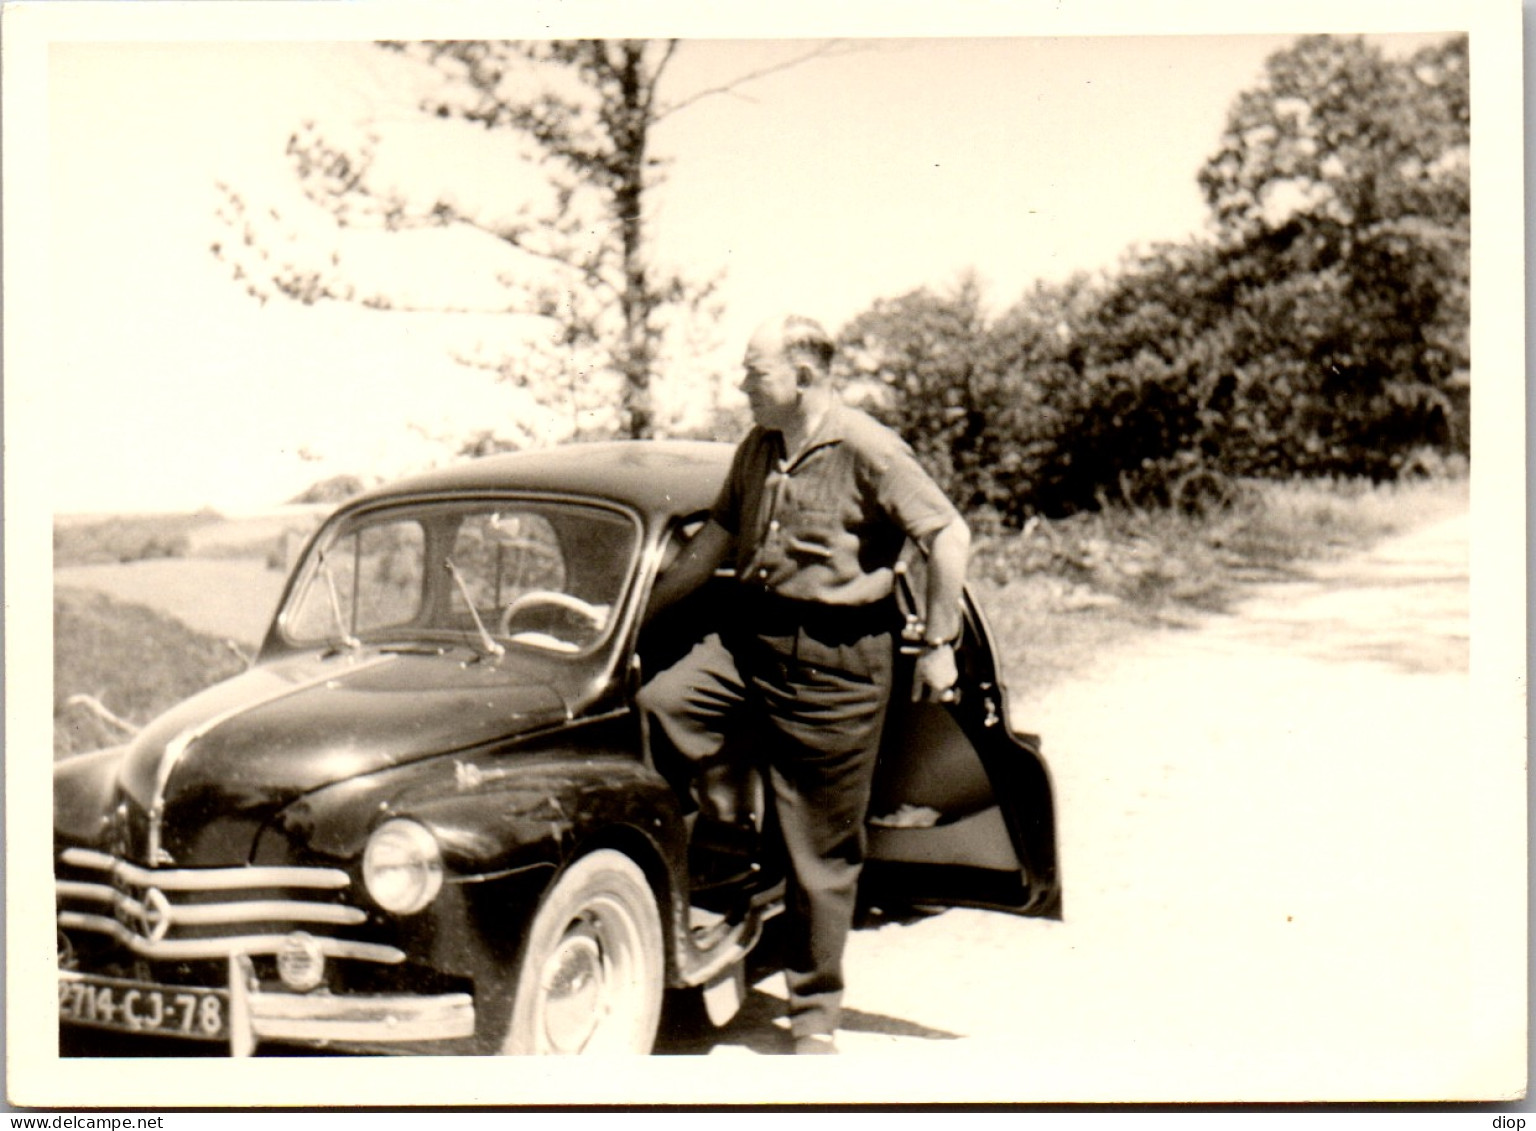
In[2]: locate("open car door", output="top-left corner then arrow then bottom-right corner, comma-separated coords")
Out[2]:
861,552 -> 1061,919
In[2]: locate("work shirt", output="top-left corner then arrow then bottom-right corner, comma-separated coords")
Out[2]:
711,402 -> 961,607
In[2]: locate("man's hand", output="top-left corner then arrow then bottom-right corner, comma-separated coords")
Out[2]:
912,642 -> 959,703
912,515 -> 970,704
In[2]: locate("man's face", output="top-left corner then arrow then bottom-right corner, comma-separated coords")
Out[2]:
739,329 -> 800,430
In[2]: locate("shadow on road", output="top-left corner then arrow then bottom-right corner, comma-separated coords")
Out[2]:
654,986 -> 961,1056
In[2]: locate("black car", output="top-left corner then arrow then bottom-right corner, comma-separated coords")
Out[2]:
54,440 -> 1059,1056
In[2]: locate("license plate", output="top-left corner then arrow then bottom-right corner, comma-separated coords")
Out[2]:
59,972 -> 228,1040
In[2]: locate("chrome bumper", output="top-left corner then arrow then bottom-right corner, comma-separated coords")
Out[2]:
227,955 -> 474,1056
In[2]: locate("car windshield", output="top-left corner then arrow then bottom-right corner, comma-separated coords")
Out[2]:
281,499 -> 639,655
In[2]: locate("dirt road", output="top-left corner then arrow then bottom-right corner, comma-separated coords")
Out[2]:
672,509 -> 1525,1102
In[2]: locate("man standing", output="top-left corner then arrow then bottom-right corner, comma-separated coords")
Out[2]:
639,314 -> 971,1054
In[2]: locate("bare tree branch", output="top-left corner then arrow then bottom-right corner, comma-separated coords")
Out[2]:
63,694 -> 139,737
643,39 -> 681,118
653,39 -> 851,123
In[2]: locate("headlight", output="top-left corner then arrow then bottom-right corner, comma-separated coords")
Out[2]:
362,819 -> 444,915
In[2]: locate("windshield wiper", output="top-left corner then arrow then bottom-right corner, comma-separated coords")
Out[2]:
319,552 -> 361,651
444,558 -> 505,658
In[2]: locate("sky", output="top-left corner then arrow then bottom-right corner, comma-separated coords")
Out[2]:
20,12 -> 1466,513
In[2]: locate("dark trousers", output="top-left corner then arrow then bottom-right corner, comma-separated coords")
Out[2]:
637,600 -> 896,1039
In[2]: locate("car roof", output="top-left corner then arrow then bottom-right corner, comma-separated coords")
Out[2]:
346,439 -> 735,524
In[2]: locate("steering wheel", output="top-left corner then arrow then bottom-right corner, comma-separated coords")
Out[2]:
497,590 -> 609,640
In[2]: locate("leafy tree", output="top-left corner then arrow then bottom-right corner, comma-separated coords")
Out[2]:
839,274 -> 1132,525
1057,33 -> 1472,496
1196,34 -> 1470,475
1023,246 -> 1222,512
837,277 -> 994,511
980,275 -> 1105,516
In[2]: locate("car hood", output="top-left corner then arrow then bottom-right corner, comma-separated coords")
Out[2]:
64,649 -> 572,867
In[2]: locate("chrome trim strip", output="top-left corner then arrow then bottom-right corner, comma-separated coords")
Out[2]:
57,913 -> 404,964
56,882 -> 366,928
61,848 -> 350,891
146,653 -> 399,864
170,902 -> 368,927
248,992 -> 476,1044
56,880 -> 117,904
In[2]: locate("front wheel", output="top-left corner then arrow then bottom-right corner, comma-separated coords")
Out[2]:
502,849 -> 665,1055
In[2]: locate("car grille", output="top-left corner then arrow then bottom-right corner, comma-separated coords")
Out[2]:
55,847 -> 404,966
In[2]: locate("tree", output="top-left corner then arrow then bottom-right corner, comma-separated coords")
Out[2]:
837,278 -> 994,508
839,272 -> 1170,525
1017,246 -> 1227,512
1196,34 -> 1470,474
214,39 -> 845,447
393,40 -> 692,442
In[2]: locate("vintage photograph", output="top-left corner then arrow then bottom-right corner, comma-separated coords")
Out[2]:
6,0 -> 1526,1110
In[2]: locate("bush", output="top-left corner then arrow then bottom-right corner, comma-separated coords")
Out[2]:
53,513 -> 222,567
967,475 -> 1466,710
289,475 -> 368,504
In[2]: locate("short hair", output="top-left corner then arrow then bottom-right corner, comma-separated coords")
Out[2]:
776,315 -> 835,375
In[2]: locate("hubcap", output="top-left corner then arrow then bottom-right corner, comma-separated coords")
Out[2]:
539,920 -> 606,1054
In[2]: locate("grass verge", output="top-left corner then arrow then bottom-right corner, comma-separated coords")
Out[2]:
970,475 -> 1468,711
54,587 -> 247,759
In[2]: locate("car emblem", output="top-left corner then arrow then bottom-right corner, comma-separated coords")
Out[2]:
137,887 -> 173,945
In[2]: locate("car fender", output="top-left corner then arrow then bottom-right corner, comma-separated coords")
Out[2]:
54,745 -> 131,849
255,737 -> 688,1024
262,723 -> 688,880
399,753 -> 692,994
